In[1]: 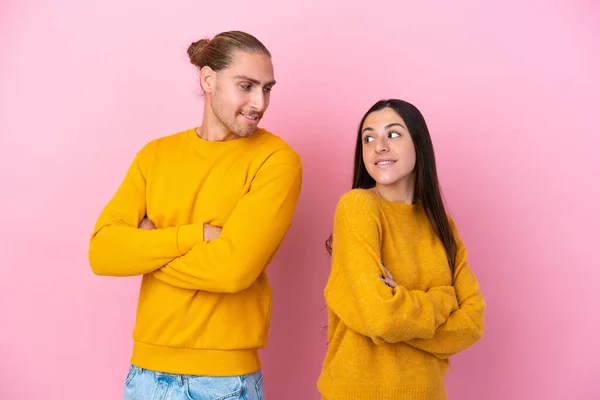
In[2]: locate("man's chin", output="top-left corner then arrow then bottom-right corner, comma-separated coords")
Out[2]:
234,127 -> 258,138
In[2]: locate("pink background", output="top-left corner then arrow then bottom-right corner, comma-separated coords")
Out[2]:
1,0 -> 599,399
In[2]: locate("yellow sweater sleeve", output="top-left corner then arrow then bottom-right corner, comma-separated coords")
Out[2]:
151,150 -> 302,293
325,197 -> 459,344
405,229 -> 486,359
88,143 -> 204,276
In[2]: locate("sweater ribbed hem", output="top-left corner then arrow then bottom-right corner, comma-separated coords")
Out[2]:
131,341 -> 260,376
319,384 -> 442,400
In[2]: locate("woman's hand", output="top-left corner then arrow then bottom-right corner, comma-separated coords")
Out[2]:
381,263 -> 398,288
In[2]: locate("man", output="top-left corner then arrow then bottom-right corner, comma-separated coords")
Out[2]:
89,31 -> 302,399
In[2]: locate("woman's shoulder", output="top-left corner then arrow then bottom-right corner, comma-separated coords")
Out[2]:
335,189 -> 382,222
338,188 -> 379,208
333,189 -> 382,236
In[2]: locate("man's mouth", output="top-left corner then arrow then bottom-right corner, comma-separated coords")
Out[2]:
240,112 -> 259,121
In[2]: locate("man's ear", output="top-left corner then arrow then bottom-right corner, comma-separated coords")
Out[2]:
200,66 -> 216,94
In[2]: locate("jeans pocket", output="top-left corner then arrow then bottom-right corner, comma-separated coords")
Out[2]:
124,365 -> 138,386
255,372 -> 264,400
185,376 -> 243,400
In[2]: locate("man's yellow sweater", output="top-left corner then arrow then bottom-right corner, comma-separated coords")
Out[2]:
318,189 -> 485,400
89,127 -> 302,376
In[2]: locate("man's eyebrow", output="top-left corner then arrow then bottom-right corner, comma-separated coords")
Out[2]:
233,75 -> 276,86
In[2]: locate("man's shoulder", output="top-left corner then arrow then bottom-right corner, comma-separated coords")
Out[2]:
135,129 -> 191,157
253,128 -> 302,169
150,129 -> 190,148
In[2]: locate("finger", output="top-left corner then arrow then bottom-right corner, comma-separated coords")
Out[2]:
382,278 -> 396,288
383,266 -> 393,280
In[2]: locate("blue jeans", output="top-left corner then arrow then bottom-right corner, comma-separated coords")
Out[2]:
123,365 -> 265,400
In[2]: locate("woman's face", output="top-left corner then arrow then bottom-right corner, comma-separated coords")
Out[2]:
361,108 -> 417,188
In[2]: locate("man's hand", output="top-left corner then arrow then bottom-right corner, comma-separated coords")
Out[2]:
203,224 -> 222,242
138,217 -> 221,242
138,217 -> 155,230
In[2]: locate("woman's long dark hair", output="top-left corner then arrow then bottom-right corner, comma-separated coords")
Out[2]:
325,99 -> 457,272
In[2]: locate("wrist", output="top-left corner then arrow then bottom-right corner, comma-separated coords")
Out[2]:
176,224 -> 205,255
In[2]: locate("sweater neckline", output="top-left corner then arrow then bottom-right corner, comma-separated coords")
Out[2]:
363,188 -> 420,211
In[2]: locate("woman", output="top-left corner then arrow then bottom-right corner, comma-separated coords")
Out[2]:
318,99 -> 486,399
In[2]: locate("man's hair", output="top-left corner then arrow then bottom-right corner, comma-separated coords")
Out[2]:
187,31 -> 271,72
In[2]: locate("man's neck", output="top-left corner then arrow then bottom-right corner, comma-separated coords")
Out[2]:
196,106 -> 238,142
195,125 -> 238,142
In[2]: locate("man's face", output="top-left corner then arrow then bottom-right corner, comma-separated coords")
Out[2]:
208,50 -> 275,138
